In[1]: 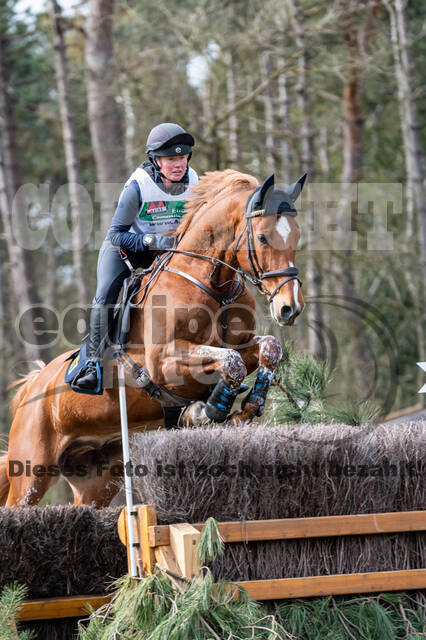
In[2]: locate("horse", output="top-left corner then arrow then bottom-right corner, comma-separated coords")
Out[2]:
0,169 -> 306,508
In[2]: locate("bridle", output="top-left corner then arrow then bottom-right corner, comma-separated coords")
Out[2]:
233,189 -> 302,302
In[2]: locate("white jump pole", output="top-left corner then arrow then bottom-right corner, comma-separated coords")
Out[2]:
118,363 -> 138,577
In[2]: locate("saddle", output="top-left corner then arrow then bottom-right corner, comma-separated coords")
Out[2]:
64,273 -> 142,393
64,271 -> 197,427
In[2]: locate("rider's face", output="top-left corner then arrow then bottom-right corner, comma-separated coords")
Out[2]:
156,155 -> 188,182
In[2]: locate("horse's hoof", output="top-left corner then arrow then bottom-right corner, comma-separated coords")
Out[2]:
179,401 -> 210,428
227,403 -> 259,425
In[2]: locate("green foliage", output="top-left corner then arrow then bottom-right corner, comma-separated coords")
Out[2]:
78,570 -> 286,640
0,583 -> 34,640
277,593 -> 426,640
331,400 -> 381,427
78,575 -> 426,640
198,516 -> 225,564
266,341 -> 380,426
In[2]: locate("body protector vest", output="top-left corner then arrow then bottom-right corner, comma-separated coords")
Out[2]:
126,166 -> 199,236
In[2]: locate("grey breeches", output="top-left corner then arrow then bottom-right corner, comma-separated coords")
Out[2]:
92,240 -> 152,307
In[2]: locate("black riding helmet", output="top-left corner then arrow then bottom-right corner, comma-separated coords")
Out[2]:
146,122 -> 194,161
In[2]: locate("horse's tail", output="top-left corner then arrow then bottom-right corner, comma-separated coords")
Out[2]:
0,443 -> 9,506
8,360 -> 46,419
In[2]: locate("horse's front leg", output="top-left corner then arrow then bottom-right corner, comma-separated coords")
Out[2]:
150,340 -> 248,426
231,334 -> 283,423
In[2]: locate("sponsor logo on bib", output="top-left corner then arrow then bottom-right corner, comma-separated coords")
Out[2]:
139,200 -> 186,221
147,201 -> 167,214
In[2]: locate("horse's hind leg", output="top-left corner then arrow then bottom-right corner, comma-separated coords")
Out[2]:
67,469 -> 122,508
0,453 -> 9,505
6,409 -> 58,507
60,438 -> 123,508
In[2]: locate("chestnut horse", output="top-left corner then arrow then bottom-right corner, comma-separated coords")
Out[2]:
0,169 -> 305,507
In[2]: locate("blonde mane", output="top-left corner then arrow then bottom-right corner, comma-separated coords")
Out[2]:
178,169 -> 258,236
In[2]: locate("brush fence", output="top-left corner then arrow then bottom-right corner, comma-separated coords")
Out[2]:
11,422 -> 426,621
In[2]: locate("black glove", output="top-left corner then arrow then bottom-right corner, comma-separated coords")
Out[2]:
142,233 -> 176,251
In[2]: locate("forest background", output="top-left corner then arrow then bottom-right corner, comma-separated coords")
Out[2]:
0,0 -> 425,434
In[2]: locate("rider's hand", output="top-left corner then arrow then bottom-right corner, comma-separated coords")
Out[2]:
142,234 -> 176,251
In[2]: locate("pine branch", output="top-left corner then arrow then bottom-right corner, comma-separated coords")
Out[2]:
274,379 -> 301,411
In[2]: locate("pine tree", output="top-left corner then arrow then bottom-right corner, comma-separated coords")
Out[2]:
0,583 -> 34,640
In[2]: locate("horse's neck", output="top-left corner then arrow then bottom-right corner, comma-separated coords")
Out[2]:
177,204 -> 245,269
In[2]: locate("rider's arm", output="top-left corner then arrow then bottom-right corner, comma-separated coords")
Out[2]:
106,180 -> 146,253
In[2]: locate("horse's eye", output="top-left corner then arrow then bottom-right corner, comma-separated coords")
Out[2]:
257,234 -> 268,245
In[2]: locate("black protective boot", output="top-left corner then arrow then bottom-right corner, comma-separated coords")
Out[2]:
72,306 -> 110,391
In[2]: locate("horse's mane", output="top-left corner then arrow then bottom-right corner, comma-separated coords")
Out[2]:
178,169 -> 258,236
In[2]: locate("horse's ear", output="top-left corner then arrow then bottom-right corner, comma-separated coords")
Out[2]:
259,174 -> 275,205
284,173 -> 307,203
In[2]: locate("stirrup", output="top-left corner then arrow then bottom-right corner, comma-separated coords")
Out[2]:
71,361 -> 102,395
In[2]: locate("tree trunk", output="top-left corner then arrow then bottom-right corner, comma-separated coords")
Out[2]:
286,0 -> 322,360
340,0 -> 363,295
122,86 -> 136,174
276,56 -> 291,184
225,50 -> 239,165
0,244 -> 9,433
318,126 -> 330,177
45,230 -> 57,312
385,0 -> 426,400
0,35 -> 50,363
49,0 -> 90,306
246,76 -> 260,175
85,0 -> 126,243
386,0 -> 426,279
338,0 -> 373,398
259,50 -> 277,176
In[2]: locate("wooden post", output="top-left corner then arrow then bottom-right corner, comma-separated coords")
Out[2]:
118,504 -> 157,576
169,523 -> 201,579
137,504 -> 157,576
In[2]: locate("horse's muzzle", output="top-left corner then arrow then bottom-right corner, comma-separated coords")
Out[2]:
280,305 -> 294,324
271,302 -> 301,326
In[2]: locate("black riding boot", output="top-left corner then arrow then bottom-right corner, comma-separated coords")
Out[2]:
73,306 -> 110,390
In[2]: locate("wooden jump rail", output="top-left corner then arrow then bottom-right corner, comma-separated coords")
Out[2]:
116,505 -> 426,601
17,507 -> 426,621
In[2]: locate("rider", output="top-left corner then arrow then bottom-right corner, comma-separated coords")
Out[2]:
73,122 -> 199,391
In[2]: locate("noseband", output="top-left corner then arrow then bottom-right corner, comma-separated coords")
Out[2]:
234,190 -> 302,302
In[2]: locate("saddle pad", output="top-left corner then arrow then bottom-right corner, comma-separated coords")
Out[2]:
64,273 -> 142,395
64,340 -> 102,395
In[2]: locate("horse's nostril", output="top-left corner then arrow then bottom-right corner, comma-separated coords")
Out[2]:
280,305 -> 293,320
